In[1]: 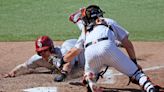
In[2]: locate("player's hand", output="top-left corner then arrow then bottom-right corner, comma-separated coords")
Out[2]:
2,72 -> 16,78
0,73 -> 10,79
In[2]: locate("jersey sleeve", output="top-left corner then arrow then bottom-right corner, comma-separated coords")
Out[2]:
25,54 -> 42,69
105,18 -> 129,41
53,47 -> 63,58
61,39 -> 77,55
26,54 -> 56,70
76,20 -> 85,31
74,31 -> 85,49
10,54 -> 43,76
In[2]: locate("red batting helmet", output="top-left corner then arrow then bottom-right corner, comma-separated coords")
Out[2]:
35,36 -> 54,53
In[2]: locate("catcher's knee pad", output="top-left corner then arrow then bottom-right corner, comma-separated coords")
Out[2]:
130,69 -> 156,92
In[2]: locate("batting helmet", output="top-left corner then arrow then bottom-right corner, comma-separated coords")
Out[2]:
82,5 -> 105,25
35,36 -> 54,53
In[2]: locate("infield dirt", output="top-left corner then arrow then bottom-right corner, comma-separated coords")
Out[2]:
0,41 -> 164,92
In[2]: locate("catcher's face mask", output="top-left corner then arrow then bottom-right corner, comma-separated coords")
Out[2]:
82,5 -> 105,25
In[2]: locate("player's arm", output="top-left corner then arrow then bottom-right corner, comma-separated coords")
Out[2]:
69,7 -> 86,32
3,63 -> 31,78
63,47 -> 81,63
121,36 -> 137,64
110,20 -> 138,65
2,55 -> 42,78
63,31 -> 85,63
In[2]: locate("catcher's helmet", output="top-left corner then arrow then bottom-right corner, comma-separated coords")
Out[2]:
82,5 -> 105,24
35,36 -> 54,53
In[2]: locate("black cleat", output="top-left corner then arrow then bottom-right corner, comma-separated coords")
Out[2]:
149,87 -> 158,92
54,70 -> 67,82
154,85 -> 164,92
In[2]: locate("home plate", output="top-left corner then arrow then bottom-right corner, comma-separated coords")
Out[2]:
23,87 -> 58,92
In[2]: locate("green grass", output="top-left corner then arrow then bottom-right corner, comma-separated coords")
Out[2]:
0,0 -> 164,41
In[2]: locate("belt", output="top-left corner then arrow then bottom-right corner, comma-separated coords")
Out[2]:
85,37 -> 108,48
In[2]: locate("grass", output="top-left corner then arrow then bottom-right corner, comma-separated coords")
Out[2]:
0,0 -> 164,41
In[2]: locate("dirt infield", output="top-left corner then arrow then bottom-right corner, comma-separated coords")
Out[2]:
0,41 -> 164,92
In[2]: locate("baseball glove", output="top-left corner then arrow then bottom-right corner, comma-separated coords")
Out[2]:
48,55 -> 63,74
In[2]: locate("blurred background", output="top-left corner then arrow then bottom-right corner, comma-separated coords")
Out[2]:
0,0 -> 164,41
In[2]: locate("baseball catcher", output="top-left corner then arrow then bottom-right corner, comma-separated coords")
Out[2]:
60,5 -> 162,92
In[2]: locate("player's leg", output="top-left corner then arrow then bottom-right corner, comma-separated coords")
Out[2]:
83,72 -> 103,92
83,62 -> 103,92
83,47 -> 106,92
104,44 -> 157,92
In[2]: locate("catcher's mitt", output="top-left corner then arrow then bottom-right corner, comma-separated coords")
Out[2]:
48,54 -> 68,74
48,55 -> 63,74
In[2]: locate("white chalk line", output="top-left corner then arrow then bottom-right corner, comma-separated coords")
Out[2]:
23,87 -> 58,92
98,65 -> 164,84
113,65 -> 164,76
23,65 -> 164,91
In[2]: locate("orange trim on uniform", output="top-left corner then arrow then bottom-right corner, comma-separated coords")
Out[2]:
81,8 -> 86,17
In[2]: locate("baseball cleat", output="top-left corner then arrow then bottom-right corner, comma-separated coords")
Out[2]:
54,73 -> 67,82
154,85 -> 164,92
54,70 -> 67,82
